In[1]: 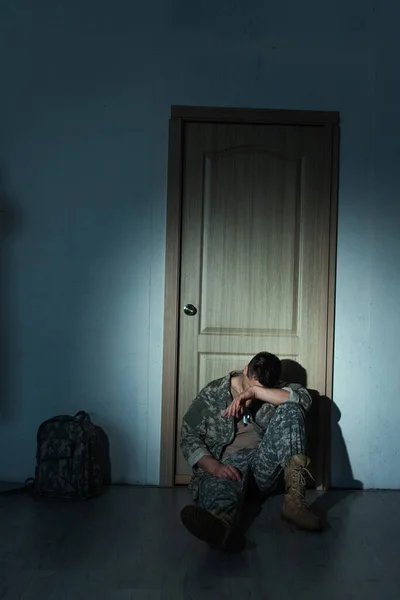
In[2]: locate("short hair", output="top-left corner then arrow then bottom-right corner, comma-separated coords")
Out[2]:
248,352 -> 281,388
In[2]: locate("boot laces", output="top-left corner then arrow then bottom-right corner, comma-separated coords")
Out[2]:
290,465 -> 314,510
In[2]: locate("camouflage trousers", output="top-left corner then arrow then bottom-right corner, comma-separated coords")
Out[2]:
197,403 -> 306,522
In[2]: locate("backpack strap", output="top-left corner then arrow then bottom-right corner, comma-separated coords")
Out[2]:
0,479 -> 34,495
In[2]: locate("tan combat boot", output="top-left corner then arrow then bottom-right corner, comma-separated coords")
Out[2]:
282,455 -> 323,531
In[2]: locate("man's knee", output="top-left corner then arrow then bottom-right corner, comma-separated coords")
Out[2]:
275,402 -> 305,423
198,474 -> 243,512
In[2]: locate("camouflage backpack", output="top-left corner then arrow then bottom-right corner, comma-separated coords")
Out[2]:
34,411 -> 103,499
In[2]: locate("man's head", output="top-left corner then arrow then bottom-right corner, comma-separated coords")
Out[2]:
244,351 -> 281,388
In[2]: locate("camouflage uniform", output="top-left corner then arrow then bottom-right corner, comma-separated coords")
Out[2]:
179,372 -> 311,522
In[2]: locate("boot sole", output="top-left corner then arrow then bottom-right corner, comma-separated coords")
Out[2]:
180,505 -> 245,552
281,509 -> 323,532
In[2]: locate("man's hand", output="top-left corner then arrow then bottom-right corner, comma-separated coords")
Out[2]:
211,463 -> 242,481
223,388 -> 256,418
196,455 -> 241,481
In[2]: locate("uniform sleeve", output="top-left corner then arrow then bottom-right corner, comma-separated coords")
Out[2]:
281,383 -> 312,412
179,393 -> 212,468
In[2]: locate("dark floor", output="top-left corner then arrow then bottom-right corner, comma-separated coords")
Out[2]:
0,484 -> 399,600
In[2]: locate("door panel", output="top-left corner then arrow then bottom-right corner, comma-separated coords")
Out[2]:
201,150 -> 299,334
176,122 -> 333,481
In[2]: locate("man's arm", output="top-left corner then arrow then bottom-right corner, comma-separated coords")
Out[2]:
280,384 -> 312,411
224,384 -> 312,417
179,394 -> 211,468
251,387 -> 290,405
180,393 -> 241,481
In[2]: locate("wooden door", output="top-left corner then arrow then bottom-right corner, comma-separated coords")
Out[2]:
160,107 -> 338,488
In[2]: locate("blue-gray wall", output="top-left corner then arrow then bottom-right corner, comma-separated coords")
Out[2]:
0,1 -> 399,488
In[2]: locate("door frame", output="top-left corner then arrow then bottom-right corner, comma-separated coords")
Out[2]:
160,105 -> 340,488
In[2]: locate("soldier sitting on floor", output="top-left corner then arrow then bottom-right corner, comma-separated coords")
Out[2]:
179,351 -> 322,552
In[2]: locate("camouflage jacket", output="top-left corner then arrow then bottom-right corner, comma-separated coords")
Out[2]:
179,371 -> 312,498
